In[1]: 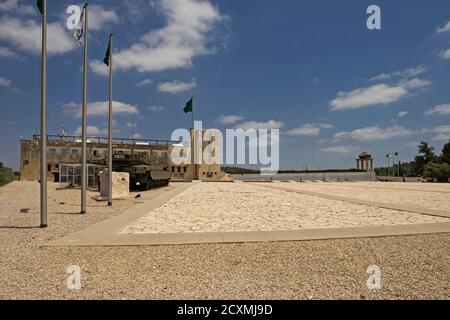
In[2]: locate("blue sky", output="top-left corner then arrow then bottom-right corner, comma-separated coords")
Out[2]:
0,0 -> 449,170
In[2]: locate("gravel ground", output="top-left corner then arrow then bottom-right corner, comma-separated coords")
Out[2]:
0,181 -> 449,299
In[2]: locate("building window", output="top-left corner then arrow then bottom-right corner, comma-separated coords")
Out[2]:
59,148 -> 67,157
183,167 -> 187,173
172,167 -> 175,173
22,160 -> 29,166
72,149 -> 79,157
49,148 -> 57,156
47,164 -> 51,172
93,150 -> 98,156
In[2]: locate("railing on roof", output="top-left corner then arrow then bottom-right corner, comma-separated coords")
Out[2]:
32,135 -> 180,146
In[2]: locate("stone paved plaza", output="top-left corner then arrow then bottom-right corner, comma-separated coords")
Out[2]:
121,182 -> 450,234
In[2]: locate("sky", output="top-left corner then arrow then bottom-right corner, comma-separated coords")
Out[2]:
0,0 -> 449,170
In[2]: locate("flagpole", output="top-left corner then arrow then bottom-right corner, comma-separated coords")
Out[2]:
108,33 -> 113,207
81,3 -> 88,214
191,96 -> 196,179
39,0 -> 47,228
191,95 -> 194,130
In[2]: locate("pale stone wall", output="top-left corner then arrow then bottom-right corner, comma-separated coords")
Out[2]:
100,171 -> 130,199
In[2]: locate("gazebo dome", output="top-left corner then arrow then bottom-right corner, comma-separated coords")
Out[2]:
358,152 -> 372,159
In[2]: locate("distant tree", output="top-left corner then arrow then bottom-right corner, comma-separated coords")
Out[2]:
413,141 -> 437,176
424,162 -> 450,182
442,140 -> 450,164
0,162 -> 15,186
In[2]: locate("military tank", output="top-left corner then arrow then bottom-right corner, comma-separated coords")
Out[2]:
112,152 -> 171,191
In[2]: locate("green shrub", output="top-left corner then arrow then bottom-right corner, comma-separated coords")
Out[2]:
423,162 -> 450,182
0,162 -> 15,186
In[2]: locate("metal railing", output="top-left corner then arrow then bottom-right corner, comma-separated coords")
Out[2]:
32,134 -> 180,146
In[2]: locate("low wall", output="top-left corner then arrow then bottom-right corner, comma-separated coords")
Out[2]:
376,176 -> 425,182
232,172 -> 376,182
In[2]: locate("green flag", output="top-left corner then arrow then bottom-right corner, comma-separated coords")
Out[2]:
37,0 -> 43,14
183,97 -> 193,113
103,40 -> 111,66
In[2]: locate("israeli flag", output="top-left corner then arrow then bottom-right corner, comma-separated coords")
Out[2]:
73,9 -> 84,46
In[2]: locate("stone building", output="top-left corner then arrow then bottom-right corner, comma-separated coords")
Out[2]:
19,132 -> 231,183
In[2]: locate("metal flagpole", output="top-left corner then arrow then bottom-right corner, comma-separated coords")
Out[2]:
108,33 -> 113,207
40,0 -> 47,228
191,96 -> 194,130
191,96 -> 196,179
81,3 -> 88,214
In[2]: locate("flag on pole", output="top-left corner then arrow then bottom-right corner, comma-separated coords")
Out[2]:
37,0 -> 43,14
103,40 -> 111,66
183,97 -> 193,113
73,8 -> 84,45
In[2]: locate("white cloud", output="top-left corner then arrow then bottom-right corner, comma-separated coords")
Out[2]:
123,1 -> 148,24
133,133 -> 143,139
330,84 -> 407,110
89,5 -> 120,31
432,133 -> 450,141
434,125 -> 450,134
439,49 -> 450,60
0,0 -> 34,15
334,125 -> 415,141
392,65 -> 428,78
0,76 -> 12,87
215,114 -> 244,124
91,0 -> 224,75
330,77 -> 431,111
369,73 -> 391,81
398,111 -> 408,118
430,125 -> 450,141
369,65 -> 428,82
157,80 -> 196,94
436,20 -> 450,34
63,101 -> 139,117
0,15 -> 74,54
135,79 -> 153,87
148,105 -> 164,112
235,120 -> 284,130
89,60 -> 109,76
320,145 -> 357,153
0,46 -> 19,59
74,125 -> 107,136
286,123 -> 333,136
425,103 -> 450,116
126,122 -> 137,128
398,78 -> 431,90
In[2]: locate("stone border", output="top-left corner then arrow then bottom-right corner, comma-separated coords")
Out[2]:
45,222 -> 450,247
